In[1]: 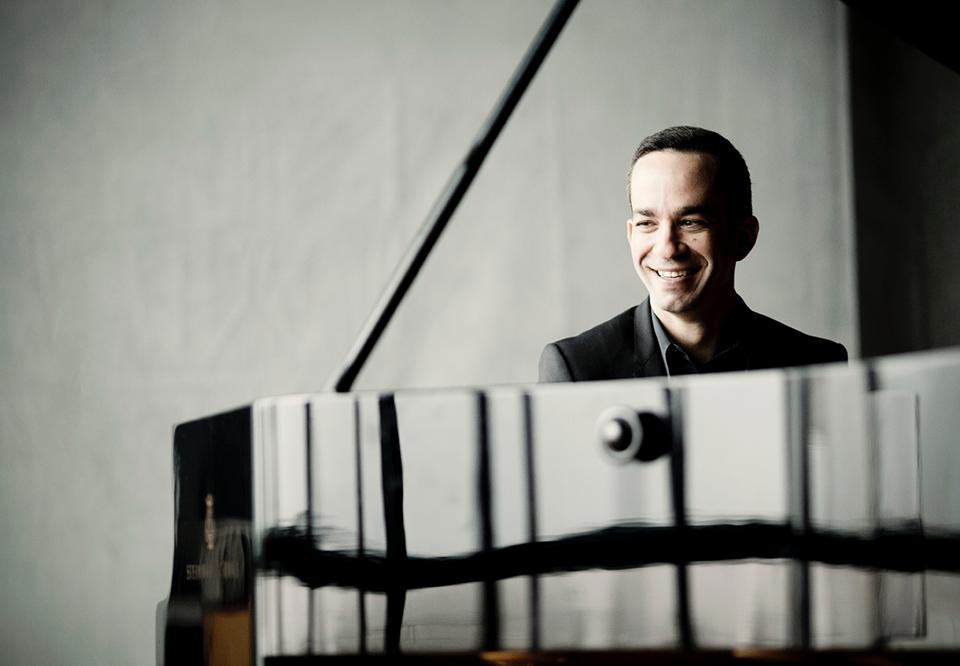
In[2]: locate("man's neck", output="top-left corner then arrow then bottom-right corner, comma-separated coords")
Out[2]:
652,292 -> 736,365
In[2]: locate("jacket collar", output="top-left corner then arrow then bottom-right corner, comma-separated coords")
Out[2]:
633,297 -> 667,378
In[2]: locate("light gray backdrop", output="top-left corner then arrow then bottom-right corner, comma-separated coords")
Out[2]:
1,1 -> 856,663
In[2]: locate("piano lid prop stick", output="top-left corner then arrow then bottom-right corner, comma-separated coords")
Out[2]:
327,0 -> 580,393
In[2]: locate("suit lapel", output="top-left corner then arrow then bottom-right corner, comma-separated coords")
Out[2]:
633,298 -> 667,378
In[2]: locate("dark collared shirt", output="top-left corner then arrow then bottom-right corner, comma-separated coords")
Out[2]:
650,303 -> 750,376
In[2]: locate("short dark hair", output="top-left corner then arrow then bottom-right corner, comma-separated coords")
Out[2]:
628,126 -> 753,220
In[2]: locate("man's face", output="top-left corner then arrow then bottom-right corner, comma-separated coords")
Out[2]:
627,150 -> 754,319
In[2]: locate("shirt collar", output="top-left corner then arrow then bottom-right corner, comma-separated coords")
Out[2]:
648,295 -> 750,375
649,304 -> 677,371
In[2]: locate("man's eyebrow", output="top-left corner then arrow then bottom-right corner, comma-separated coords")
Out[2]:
632,205 -> 717,218
676,205 -> 716,217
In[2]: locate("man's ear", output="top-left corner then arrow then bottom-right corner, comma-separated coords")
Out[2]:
626,217 -> 635,242
735,215 -> 759,261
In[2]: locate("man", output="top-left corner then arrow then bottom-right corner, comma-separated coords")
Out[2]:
539,126 -> 846,382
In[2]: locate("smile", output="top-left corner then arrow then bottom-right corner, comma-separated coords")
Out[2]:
653,267 -> 698,279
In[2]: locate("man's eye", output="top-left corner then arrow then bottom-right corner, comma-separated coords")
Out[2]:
679,219 -> 705,229
634,219 -> 655,229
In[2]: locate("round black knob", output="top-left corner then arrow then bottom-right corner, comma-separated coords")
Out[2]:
600,417 -> 633,452
596,406 -> 670,463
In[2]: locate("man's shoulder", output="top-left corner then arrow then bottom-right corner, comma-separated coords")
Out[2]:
744,309 -> 848,368
539,306 -> 639,382
554,306 -> 637,353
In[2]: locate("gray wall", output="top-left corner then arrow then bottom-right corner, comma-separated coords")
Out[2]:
0,1 -> 854,662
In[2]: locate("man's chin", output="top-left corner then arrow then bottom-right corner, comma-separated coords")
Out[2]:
649,295 -> 697,316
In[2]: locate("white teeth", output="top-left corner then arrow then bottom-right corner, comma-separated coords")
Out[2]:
657,269 -> 688,278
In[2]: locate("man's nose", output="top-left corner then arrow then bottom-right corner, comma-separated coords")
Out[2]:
655,223 -> 684,259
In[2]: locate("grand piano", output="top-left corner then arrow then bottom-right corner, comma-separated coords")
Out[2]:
156,1 -> 960,663
158,351 -> 960,664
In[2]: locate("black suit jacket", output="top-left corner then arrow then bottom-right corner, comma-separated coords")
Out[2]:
539,298 -> 847,382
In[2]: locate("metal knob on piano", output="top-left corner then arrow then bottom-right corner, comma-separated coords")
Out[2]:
596,405 -> 670,463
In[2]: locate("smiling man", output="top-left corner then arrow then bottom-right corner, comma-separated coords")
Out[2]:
539,126 -> 846,382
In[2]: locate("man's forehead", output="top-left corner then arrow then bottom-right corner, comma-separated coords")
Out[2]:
630,149 -> 718,184
629,150 -> 720,212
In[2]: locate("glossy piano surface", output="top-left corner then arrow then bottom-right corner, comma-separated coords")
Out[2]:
157,349 -> 960,665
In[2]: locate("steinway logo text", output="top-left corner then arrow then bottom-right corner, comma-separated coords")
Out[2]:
185,560 -> 243,580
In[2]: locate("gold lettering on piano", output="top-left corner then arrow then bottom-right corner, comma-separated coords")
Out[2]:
186,560 -> 243,581
204,493 -> 215,551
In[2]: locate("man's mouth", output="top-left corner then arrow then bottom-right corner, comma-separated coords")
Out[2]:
652,267 -> 698,279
